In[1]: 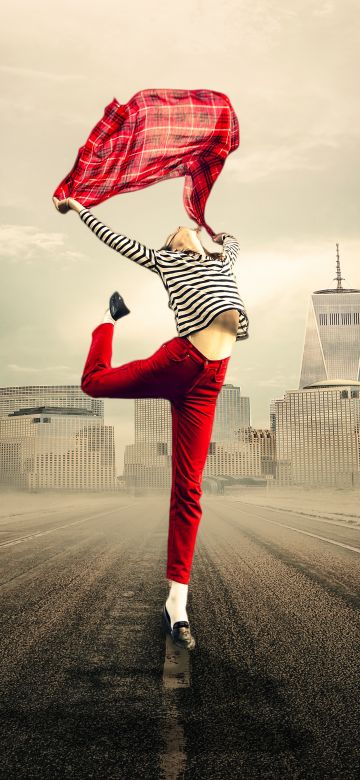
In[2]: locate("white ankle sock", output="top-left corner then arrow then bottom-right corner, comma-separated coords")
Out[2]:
102,307 -> 115,324
165,580 -> 189,628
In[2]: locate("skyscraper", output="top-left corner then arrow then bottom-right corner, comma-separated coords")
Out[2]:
212,383 -> 250,441
124,398 -> 172,489
135,397 -> 172,447
299,245 -> 360,388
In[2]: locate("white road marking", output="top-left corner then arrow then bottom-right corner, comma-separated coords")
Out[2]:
235,507 -> 360,554
0,506 -> 131,549
229,498 -> 360,531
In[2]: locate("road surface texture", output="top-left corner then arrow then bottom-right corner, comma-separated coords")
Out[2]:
0,491 -> 359,780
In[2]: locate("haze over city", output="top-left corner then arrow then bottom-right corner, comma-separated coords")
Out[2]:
1,0 -> 359,471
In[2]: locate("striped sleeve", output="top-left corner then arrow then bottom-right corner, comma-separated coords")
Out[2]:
222,234 -> 240,268
78,208 -> 159,274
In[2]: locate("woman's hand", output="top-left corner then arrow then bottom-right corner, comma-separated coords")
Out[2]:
212,232 -> 227,245
52,196 -> 84,214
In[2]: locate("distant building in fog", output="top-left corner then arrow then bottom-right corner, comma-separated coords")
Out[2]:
134,397 -> 172,447
212,384 -> 250,441
124,442 -> 171,490
123,385 -> 252,489
0,385 -> 103,417
273,380 -> 360,487
124,398 -> 172,489
205,427 -> 275,479
0,386 -> 115,491
299,246 -> 360,388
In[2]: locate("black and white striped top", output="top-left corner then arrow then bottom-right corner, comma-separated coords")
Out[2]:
79,208 -> 249,341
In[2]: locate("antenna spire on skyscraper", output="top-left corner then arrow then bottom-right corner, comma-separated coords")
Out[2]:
334,243 -> 345,290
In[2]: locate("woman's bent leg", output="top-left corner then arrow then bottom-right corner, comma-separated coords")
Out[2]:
81,322 -> 163,399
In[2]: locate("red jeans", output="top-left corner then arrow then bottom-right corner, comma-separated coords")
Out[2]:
81,323 -> 230,584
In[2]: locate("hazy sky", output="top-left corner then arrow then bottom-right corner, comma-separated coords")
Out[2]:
1,0 -> 359,471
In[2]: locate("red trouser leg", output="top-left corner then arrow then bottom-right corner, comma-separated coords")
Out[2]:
81,322 -> 172,399
166,388 -> 219,585
81,322 -> 230,584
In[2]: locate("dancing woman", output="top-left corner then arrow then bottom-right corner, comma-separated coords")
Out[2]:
53,195 -> 249,650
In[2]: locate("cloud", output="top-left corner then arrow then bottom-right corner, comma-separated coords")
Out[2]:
0,64 -> 85,82
0,224 -> 86,263
312,1 -> 335,16
0,224 -> 64,260
226,136 -> 340,183
0,94 -> 88,125
257,374 -> 299,388
62,250 -> 87,262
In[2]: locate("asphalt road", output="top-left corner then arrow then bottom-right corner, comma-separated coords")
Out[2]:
0,493 -> 359,780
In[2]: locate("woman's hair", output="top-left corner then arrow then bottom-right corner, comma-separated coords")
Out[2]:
160,230 -> 179,252
159,229 -> 223,259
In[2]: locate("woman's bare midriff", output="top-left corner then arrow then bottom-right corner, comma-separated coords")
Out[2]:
186,309 -> 239,360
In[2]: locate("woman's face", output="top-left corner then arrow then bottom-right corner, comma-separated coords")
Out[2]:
165,226 -> 204,255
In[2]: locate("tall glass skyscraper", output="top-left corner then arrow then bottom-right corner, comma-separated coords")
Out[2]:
299,246 -> 360,388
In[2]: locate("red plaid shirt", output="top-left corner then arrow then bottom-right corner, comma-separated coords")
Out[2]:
53,88 -> 239,237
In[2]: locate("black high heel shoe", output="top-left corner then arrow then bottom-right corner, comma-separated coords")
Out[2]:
162,604 -> 196,651
109,291 -> 131,320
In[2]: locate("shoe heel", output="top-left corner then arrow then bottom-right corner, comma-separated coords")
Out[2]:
162,606 -> 172,635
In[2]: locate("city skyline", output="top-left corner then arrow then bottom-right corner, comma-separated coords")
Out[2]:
1,246 -> 358,471
0,379 -> 274,488
1,239 -> 359,490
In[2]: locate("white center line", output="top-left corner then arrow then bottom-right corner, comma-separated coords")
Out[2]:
161,636 -> 190,779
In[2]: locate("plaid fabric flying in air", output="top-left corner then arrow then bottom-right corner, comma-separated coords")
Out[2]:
53,88 -> 240,237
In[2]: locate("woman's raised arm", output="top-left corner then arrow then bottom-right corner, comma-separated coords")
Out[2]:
222,234 -> 240,268
213,231 -> 240,268
52,196 -> 160,275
